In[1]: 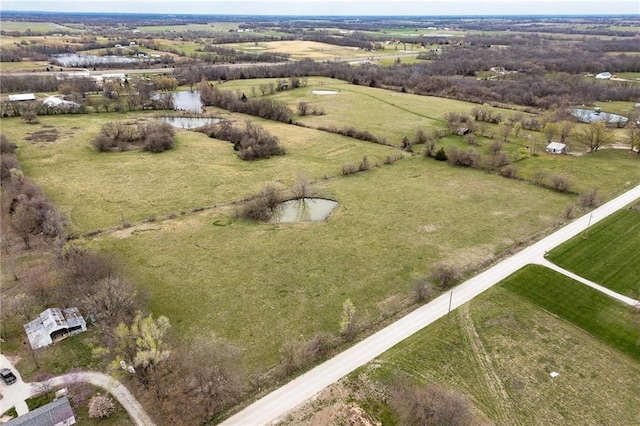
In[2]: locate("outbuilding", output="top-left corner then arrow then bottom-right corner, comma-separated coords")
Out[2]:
595,72 -> 612,80
8,94 -> 36,102
24,307 -> 87,350
545,142 -> 568,154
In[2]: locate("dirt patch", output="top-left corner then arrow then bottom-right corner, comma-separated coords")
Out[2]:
419,224 -> 438,233
280,379 -> 380,426
111,223 -> 162,239
24,128 -> 59,143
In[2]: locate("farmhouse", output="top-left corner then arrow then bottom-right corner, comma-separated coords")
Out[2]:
545,142 -> 568,154
595,72 -> 612,79
5,396 -> 76,426
24,307 -> 87,350
8,93 -> 36,102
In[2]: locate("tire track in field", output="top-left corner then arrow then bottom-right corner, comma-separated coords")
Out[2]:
459,304 -> 516,425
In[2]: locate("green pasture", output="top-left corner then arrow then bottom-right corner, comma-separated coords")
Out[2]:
514,149 -> 640,196
94,158 -> 571,369
3,113 -> 394,233
220,77 -> 509,143
352,269 -> 640,425
548,209 -> 640,297
503,265 -> 640,362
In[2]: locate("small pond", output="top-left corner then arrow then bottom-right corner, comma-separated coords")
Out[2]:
158,116 -> 224,129
168,90 -> 204,112
271,198 -> 338,223
569,108 -> 628,125
312,90 -> 339,95
54,53 -> 141,67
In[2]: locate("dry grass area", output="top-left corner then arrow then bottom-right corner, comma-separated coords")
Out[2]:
285,283 -> 640,425
226,40 -> 374,60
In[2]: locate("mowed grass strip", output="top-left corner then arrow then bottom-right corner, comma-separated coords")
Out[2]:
547,209 -> 640,296
503,265 -> 640,362
358,281 -> 640,425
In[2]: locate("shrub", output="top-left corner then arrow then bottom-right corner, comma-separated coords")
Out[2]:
359,155 -> 371,171
389,380 -> 475,426
0,134 -> 16,154
500,164 -> 518,178
341,163 -> 358,175
1,155 -> 20,183
447,147 -> 480,167
429,263 -> 462,289
434,147 -> 447,161
143,131 -> 175,153
237,185 -> 282,222
91,134 -> 116,152
413,279 -> 434,303
550,174 -> 571,193
580,187 -> 600,208
88,394 -> 115,419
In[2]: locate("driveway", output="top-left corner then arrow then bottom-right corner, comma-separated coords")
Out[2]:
0,354 -> 155,426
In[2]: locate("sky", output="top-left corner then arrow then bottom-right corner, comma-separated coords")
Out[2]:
2,0 -> 639,16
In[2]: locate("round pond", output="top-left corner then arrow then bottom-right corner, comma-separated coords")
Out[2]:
271,198 -> 338,223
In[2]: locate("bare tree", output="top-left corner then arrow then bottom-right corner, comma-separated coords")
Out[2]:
340,299 -> 358,341
429,263 -> 462,289
577,121 -> 613,152
10,201 -> 39,249
559,120 -> 574,144
413,278 -> 434,303
389,379 -> 475,426
626,126 -> 640,152
297,101 -> 309,116
550,174 -> 572,192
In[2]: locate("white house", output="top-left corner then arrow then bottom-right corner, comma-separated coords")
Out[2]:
595,72 -> 612,80
545,142 -> 567,154
24,307 -> 87,350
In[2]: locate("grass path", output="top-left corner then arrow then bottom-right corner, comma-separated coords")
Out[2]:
459,304 -> 516,425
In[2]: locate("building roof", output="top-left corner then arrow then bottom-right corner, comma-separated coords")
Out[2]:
5,396 -> 76,426
24,307 -> 86,350
595,72 -> 612,79
8,94 -> 36,102
546,142 -> 566,151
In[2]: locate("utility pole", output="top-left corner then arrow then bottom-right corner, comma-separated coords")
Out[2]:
447,290 -> 453,319
584,213 -> 593,239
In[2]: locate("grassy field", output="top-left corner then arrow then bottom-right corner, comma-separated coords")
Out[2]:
223,40 -> 383,60
94,158 -> 572,369
219,77 -> 517,143
0,21 -> 80,33
548,209 -> 640,297
503,265 -> 640,362
3,113 -> 393,233
515,149 -> 640,196
340,266 -> 640,425
4,77 -> 640,376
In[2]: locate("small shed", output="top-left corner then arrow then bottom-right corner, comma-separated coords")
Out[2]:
5,396 -> 76,426
8,94 -> 36,102
24,307 -> 87,350
545,142 -> 567,154
595,72 -> 612,80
